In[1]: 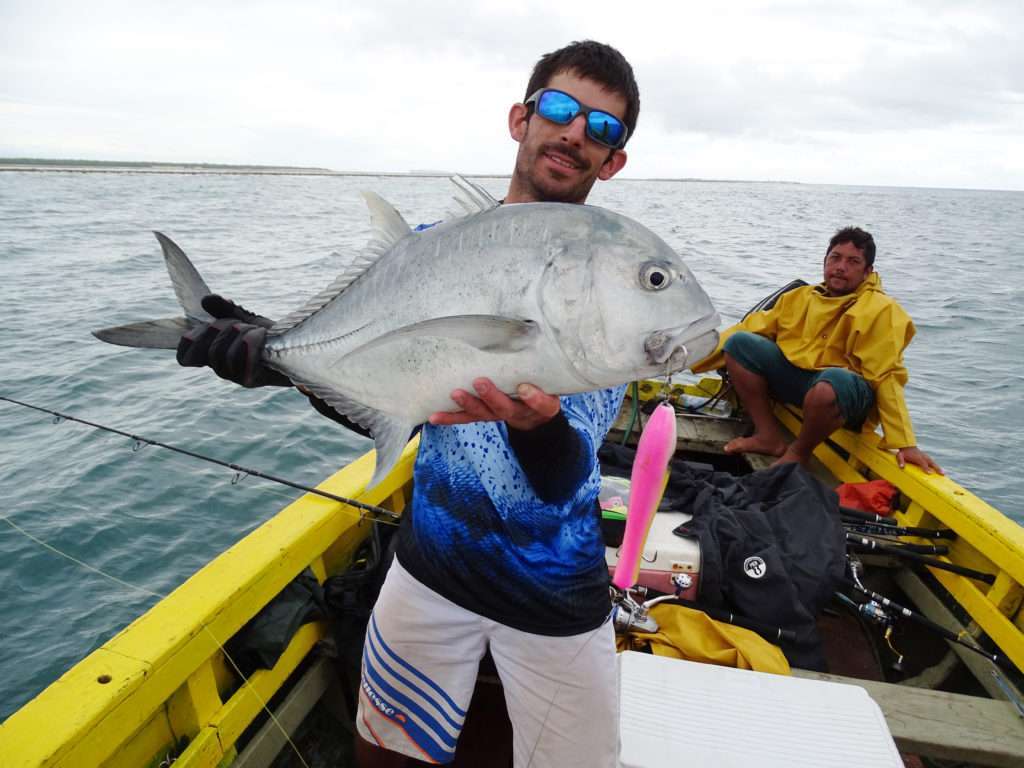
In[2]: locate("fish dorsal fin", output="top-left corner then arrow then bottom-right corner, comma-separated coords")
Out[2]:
154,231 -> 214,323
300,381 -> 414,491
362,191 -> 412,254
270,193 -> 411,336
450,175 -> 500,217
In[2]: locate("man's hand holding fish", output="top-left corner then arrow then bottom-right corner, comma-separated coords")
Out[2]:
428,377 -> 561,431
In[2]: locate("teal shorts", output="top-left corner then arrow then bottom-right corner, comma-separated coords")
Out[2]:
723,331 -> 875,429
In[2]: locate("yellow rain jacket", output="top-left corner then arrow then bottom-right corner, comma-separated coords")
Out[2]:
692,272 -> 917,449
616,604 -> 790,675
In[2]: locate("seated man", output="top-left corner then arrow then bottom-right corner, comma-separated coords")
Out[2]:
692,226 -> 942,474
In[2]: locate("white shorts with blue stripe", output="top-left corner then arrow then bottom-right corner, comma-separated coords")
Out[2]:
356,559 -> 619,767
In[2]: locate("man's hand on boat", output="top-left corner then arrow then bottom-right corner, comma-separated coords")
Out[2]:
176,294 -> 291,388
897,445 -> 944,475
429,377 -> 561,431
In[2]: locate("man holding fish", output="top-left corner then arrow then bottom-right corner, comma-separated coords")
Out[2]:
176,41 -> 649,768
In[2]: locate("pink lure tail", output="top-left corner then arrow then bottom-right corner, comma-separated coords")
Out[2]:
612,401 -> 677,591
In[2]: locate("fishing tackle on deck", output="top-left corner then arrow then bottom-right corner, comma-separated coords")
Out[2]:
842,559 -> 1011,672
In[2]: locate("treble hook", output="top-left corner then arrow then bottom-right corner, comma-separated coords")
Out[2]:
132,439 -> 145,452
52,414 -> 63,425
231,471 -> 249,485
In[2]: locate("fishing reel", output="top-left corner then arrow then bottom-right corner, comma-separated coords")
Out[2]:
843,556 -> 906,671
610,584 -> 659,634
856,599 -> 893,627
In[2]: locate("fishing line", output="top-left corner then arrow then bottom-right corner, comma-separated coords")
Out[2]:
0,395 -> 400,525
0,512 -> 312,768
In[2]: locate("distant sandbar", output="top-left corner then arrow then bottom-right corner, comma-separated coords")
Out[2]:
0,158 -> 500,178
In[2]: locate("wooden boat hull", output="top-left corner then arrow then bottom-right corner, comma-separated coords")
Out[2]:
2,378 -> 1024,767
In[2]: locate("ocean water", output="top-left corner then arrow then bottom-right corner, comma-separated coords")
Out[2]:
0,172 -> 1021,720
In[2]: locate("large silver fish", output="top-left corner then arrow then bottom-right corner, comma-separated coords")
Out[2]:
95,180 -> 720,488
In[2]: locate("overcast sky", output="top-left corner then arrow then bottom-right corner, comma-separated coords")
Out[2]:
2,0 -> 1021,190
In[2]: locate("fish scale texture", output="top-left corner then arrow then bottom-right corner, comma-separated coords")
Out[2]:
395,385 -> 626,636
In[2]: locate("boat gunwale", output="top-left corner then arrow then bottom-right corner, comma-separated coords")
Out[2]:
0,440 -> 419,768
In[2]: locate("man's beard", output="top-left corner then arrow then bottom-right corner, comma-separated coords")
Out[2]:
517,141 -> 597,204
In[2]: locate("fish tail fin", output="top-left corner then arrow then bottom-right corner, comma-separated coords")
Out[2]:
92,232 -> 215,349
92,317 -> 193,349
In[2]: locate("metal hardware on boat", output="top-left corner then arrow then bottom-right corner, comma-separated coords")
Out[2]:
848,556 -> 866,583
671,572 -> 693,592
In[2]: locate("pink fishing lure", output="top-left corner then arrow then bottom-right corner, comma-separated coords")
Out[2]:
612,401 -> 678,590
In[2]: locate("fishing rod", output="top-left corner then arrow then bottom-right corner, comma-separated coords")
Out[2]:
847,537 -> 951,555
843,521 -> 957,540
840,507 -> 957,539
845,533 -> 996,584
840,506 -> 900,525
0,395 -> 400,523
647,595 -> 798,644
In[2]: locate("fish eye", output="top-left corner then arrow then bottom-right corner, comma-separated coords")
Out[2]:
639,262 -> 673,291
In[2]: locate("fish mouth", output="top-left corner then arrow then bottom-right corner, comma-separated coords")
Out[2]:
644,313 -> 721,372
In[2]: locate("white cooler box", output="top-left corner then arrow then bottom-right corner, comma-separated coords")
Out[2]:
618,651 -> 902,767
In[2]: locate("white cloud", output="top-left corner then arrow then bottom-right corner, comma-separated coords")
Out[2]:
0,0 -> 1021,189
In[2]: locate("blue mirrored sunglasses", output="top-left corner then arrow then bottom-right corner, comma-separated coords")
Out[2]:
524,88 -> 628,149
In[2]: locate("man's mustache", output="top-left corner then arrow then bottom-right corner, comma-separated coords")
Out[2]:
540,142 -> 590,172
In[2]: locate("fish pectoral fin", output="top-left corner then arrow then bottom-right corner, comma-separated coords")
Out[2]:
93,317 -> 192,349
352,315 -> 540,356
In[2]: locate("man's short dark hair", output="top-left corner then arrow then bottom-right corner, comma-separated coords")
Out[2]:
524,40 -> 640,146
827,226 -> 876,268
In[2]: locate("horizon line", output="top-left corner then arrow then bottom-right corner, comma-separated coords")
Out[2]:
0,157 -> 1019,194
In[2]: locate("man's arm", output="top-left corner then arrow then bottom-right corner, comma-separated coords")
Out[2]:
853,303 -> 943,474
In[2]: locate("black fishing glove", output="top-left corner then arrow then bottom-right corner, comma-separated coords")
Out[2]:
176,295 -> 291,388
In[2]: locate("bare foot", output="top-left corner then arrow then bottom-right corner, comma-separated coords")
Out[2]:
772,445 -> 809,467
724,434 -> 787,457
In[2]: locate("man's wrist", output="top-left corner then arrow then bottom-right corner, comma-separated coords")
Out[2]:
508,410 -> 571,441
508,411 -> 588,504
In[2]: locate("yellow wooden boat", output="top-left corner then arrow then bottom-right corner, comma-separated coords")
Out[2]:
2,378 -> 1024,767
